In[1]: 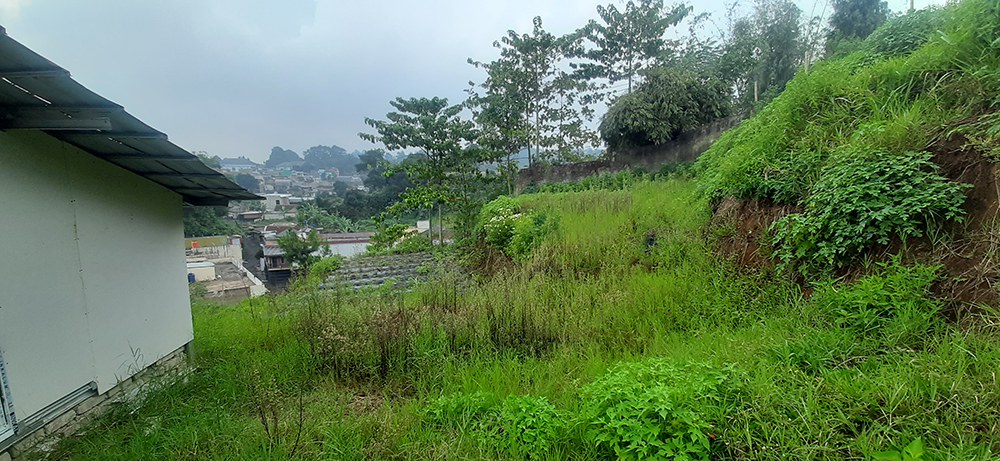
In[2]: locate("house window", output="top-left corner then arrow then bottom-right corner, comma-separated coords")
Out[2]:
0,347 -> 15,441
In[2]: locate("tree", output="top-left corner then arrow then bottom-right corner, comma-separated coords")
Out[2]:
234,173 -> 259,193
573,0 -> 692,93
719,0 -> 804,110
265,146 -> 301,167
194,152 -> 221,168
182,206 -> 242,238
599,66 -> 731,151
827,0 -> 889,53
468,17 -> 598,167
303,144 -> 357,172
276,229 -> 327,275
355,149 -> 414,193
359,97 -> 491,236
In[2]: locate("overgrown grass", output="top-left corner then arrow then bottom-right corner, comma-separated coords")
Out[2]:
44,177 -> 1000,460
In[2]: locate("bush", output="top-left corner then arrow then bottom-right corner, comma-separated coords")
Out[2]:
810,257 -> 942,349
425,392 -> 564,458
599,67 -> 731,152
580,358 -> 731,461
861,7 -> 944,61
308,255 -> 344,279
478,196 -> 555,259
490,395 -> 564,458
368,223 -> 409,252
771,148 -> 969,273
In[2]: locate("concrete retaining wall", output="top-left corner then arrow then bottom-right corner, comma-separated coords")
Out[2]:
516,114 -> 746,188
325,252 -> 452,290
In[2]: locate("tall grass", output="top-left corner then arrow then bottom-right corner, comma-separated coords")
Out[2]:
46,177 -> 1000,460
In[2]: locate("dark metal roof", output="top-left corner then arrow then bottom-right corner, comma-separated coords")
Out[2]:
0,27 -> 261,206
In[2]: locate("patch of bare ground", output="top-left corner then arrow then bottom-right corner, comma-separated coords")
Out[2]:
708,197 -> 801,269
707,126 -> 1000,314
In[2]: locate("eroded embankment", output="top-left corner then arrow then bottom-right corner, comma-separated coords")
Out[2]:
708,127 -> 1000,309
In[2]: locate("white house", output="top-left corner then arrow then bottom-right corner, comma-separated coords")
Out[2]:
0,28 -> 259,458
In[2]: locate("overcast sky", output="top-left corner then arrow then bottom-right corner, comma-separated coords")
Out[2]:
0,0 -> 939,163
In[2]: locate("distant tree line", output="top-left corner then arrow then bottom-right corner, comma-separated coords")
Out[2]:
263,144 -> 361,173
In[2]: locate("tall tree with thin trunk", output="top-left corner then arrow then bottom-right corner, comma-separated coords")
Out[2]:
468,16 -> 598,168
359,97 -> 492,237
572,0 -> 692,94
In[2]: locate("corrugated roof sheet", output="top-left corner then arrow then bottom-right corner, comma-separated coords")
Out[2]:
262,245 -> 285,257
0,27 -> 260,206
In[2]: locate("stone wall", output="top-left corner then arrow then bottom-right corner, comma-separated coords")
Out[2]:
324,252 -> 460,291
516,114 -> 746,189
0,345 -> 190,460
326,252 -> 435,290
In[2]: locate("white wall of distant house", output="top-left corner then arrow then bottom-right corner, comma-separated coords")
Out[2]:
328,242 -> 368,258
0,130 -> 193,422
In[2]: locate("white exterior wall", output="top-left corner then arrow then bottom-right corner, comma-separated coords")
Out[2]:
328,242 -> 369,258
186,240 -> 242,266
0,130 -> 193,422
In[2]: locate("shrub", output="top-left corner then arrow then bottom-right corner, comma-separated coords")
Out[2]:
580,358 -> 731,461
479,196 -> 555,259
490,395 -> 564,458
772,148 -> 969,273
368,223 -> 409,252
810,257 -> 942,349
308,255 -> 344,279
599,67 -> 731,151
861,7 -> 944,61
390,234 -> 433,253
425,391 -> 497,428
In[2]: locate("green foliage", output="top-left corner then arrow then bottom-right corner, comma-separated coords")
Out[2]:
580,358 -> 730,461
302,144 -> 356,172
389,235 -> 434,254
425,391 -> 498,427
698,0 -> 1000,211
811,258 -> 942,349
361,97 -> 501,238
233,173 -> 259,193
182,206 -> 243,238
490,395 -> 564,458
479,196 -> 555,259
771,149 -> 969,273
718,0 -> 803,111
861,7 -> 944,61
308,255 -> 344,280
572,0 -> 691,93
426,392 -> 564,458
265,146 -> 301,167
599,66 -> 731,151
297,202 -> 368,232
468,16 -> 599,167
53,180 -> 1000,460
872,437 -> 926,461
276,229 -> 328,274
368,223 -> 409,252
826,0 -> 889,53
